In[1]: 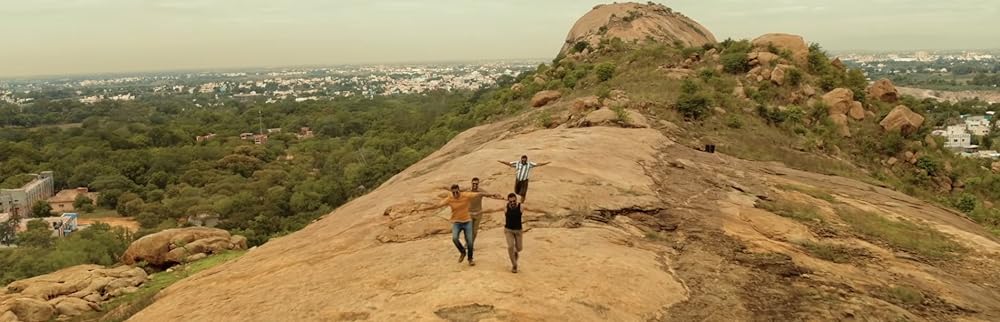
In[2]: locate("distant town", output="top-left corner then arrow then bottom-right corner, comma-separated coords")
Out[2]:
0,60 -> 543,106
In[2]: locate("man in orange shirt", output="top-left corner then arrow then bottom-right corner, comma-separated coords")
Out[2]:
415,184 -> 498,266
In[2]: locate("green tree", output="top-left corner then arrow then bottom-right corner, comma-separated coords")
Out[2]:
73,194 -> 95,213
18,219 -> 54,248
596,63 -> 616,82
31,200 -> 52,218
0,212 -> 21,246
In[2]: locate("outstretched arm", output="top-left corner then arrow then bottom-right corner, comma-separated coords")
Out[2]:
412,200 -> 447,213
535,161 -> 552,167
497,160 -> 514,167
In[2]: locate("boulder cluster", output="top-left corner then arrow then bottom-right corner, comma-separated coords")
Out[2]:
823,88 -> 868,137
122,227 -> 247,267
1,265 -> 147,321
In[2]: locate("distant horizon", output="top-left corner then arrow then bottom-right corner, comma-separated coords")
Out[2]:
3,1 -> 998,78
7,47 -> 1000,80
0,57 -> 552,81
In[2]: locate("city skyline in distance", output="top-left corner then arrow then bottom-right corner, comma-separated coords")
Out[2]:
3,0 -> 998,77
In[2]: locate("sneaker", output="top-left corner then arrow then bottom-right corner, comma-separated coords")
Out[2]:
512,266 -> 518,273
468,259 -> 476,266
458,253 -> 466,263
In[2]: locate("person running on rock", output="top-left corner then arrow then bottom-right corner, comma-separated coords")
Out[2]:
438,178 -> 501,243
497,155 -> 550,203
504,193 -> 525,273
413,184 -> 490,266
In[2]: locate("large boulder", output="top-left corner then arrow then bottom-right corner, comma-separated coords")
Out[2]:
164,236 -> 235,264
51,297 -> 98,317
751,33 -> 809,66
122,227 -> 246,267
867,78 -> 900,103
571,96 -> 602,114
8,298 -> 53,322
848,101 -> 866,120
530,90 -> 562,108
830,114 -> 851,137
822,88 -> 856,116
559,3 -> 715,56
770,64 -> 793,86
748,52 -> 781,67
880,105 -> 925,135
991,161 -> 1000,174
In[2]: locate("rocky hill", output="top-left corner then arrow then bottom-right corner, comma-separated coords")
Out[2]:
127,3 -> 1000,322
559,2 -> 715,56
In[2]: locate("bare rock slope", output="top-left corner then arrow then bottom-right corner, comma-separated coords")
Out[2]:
130,105 -> 1000,321
559,2 -> 715,55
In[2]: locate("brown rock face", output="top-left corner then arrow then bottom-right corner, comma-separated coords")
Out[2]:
559,3 -> 716,55
751,33 -> 809,66
121,227 -> 246,267
823,88 -> 855,115
867,79 -> 900,103
831,57 -> 846,71
530,90 -> 562,108
880,105 -> 925,135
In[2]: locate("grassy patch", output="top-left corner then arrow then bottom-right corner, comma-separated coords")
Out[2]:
756,199 -> 824,223
87,250 -> 246,322
778,184 -> 836,203
882,285 -> 925,307
798,241 -> 869,264
836,206 -> 964,260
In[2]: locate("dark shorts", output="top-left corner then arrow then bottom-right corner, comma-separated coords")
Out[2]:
514,180 -> 529,197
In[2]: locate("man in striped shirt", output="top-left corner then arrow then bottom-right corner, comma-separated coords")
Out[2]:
497,155 -> 550,203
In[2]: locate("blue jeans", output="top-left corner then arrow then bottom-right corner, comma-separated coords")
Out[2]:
452,221 -> 474,260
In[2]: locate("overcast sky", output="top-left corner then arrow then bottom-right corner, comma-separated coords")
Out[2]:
1,0 -> 997,77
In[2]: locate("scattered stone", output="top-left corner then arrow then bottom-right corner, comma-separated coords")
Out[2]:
510,83 -> 523,93
992,161 -> 1000,173
801,84 -> 816,97
880,105 -> 925,135
887,157 -> 898,166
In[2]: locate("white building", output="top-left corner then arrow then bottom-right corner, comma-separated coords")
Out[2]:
964,116 -> 992,136
938,125 -> 972,149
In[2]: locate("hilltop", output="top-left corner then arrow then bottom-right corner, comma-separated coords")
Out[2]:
73,2 -> 1000,321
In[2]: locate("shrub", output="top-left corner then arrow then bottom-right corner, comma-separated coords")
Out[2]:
676,93 -> 712,120
596,86 -> 611,99
612,106 -> 630,123
915,157 -> 940,176
788,68 -> 804,86
726,115 -> 743,128
721,53 -> 749,74
595,63 -> 616,82
954,194 -> 978,213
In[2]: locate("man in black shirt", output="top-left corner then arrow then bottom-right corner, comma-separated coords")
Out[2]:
503,193 -> 524,273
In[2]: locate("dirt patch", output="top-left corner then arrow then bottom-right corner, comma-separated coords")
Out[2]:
78,217 -> 140,232
434,304 -> 497,322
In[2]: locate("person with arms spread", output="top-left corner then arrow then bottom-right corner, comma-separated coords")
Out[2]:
497,155 -> 550,203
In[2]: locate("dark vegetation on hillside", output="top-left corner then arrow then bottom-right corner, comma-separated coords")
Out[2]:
0,80 -> 541,282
